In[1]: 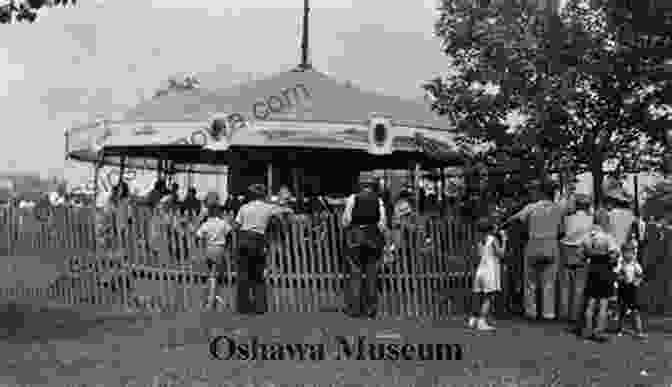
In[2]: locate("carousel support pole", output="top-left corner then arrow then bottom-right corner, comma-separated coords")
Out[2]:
267,163 -> 273,198
119,156 -> 127,187
439,168 -> 446,215
292,167 -> 302,213
93,151 -> 104,258
94,152 -> 104,207
157,158 -> 163,181
64,129 -> 70,161
414,162 -> 421,214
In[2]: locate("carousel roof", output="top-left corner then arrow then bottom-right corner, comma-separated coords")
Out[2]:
123,68 -> 453,131
67,68 -> 466,172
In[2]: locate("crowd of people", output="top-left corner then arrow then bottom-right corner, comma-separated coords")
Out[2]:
5,171 -> 657,335
99,173 -> 652,339
467,180 -> 648,343
195,176 -> 426,315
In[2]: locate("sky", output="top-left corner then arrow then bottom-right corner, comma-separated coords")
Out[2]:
0,0 -> 661,197
0,0 -> 447,185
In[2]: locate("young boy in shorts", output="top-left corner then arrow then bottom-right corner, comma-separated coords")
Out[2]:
615,242 -> 647,339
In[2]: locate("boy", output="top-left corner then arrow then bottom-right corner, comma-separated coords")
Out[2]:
615,242 -> 647,339
579,209 -> 621,342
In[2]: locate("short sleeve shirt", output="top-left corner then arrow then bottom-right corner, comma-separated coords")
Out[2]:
619,261 -> 643,284
197,217 -> 232,247
235,200 -> 284,235
581,228 -> 620,258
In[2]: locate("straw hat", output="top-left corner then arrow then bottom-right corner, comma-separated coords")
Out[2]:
358,173 -> 377,184
358,174 -> 377,189
248,183 -> 267,198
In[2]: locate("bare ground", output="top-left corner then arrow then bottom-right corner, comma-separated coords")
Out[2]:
0,302 -> 670,387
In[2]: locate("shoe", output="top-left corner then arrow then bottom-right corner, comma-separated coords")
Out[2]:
590,334 -> 609,343
467,317 -> 476,328
633,332 -> 648,340
476,318 -> 495,331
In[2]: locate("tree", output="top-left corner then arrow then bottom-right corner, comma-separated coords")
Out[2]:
0,0 -> 76,24
428,0 -> 671,207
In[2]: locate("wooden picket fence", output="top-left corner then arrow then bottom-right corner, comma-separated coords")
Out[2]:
0,204 -> 487,319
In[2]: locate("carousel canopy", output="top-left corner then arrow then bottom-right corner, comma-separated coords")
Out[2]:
124,69 -> 453,130
67,68 -> 468,171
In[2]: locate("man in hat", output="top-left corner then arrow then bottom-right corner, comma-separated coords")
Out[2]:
233,183 -> 285,314
505,180 -> 569,321
342,174 -> 388,318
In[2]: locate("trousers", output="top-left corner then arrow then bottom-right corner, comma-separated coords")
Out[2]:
524,238 -> 560,319
235,231 -> 267,314
345,245 -> 381,318
558,244 -> 587,321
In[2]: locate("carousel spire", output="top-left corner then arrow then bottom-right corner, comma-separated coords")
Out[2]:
296,0 -> 312,71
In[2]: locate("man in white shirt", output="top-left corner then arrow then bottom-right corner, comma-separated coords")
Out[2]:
233,184 -> 286,314
604,188 -> 638,247
506,181 -> 569,321
559,194 -> 594,327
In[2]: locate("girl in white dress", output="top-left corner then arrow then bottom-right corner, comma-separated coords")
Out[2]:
468,217 -> 508,331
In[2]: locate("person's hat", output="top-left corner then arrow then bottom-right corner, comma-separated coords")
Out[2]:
248,183 -> 267,197
574,193 -> 592,206
358,174 -> 377,186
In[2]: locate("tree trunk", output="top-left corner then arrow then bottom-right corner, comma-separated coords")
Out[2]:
591,150 -> 605,208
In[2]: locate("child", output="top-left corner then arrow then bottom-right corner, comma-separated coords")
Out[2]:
616,242 -> 647,339
468,217 -> 507,331
196,205 -> 234,308
578,209 -> 621,342
196,205 -> 233,265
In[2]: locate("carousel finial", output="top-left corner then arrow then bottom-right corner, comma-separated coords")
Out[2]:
297,0 -> 312,71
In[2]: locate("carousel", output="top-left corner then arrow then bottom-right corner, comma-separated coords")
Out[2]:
65,1 -> 470,212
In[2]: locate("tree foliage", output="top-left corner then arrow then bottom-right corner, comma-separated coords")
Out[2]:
0,0 -> 76,24
428,0 -> 671,207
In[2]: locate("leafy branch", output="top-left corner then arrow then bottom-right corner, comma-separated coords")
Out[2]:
0,0 -> 76,24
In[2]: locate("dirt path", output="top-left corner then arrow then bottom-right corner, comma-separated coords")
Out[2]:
0,304 -> 670,386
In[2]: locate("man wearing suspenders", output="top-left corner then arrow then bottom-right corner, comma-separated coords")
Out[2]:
342,174 -> 388,318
